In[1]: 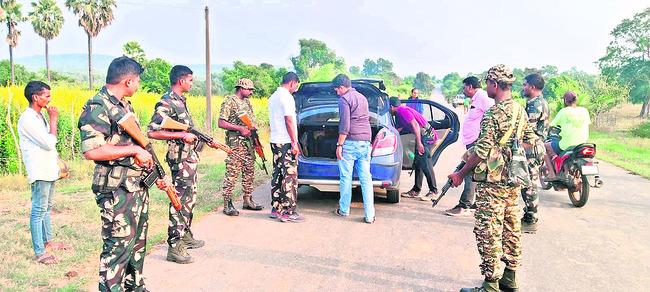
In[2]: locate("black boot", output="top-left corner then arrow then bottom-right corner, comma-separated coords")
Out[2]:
223,200 -> 239,216
242,195 -> 264,211
460,280 -> 499,292
498,268 -> 519,292
521,212 -> 538,234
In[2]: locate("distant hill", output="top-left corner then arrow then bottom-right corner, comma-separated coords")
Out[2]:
14,54 -> 116,75
13,54 -> 232,80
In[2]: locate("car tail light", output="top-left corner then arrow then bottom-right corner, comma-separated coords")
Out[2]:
581,147 -> 596,156
372,130 -> 397,157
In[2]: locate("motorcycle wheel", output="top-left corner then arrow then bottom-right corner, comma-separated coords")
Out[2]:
567,168 -> 590,207
538,160 -> 553,190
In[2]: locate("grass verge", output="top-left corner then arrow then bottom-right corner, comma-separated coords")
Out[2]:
0,149 -> 270,291
591,103 -> 650,179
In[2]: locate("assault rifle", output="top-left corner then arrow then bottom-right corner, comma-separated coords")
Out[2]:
238,113 -> 268,174
432,161 -> 466,208
158,117 -> 245,161
117,113 -> 192,235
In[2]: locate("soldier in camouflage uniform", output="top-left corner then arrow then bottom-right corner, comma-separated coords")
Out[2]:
218,78 -> 264,216
78,57 -> 172,292
268,72 -> 305,222
449,64 -> 539,292
147,65 -> 205,264
521,73 -> 550,234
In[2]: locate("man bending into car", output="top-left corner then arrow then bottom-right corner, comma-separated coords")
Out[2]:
389,97 -> 439,201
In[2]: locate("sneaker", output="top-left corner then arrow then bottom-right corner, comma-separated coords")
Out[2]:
280,212 -> 306,223
445,204 -> 473,217
420,191 -> 439,201
332,208 -> 349,217
401,189 -> 419,198
269,208 -> 280,219
469,203 -> 477,212
365,216 -> 375,224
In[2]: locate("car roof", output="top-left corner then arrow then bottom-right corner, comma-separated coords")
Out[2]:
294,79 -> 387,111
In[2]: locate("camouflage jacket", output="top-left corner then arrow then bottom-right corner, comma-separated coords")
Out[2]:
525,94 -> 550,141
148,89 -> 200,169
78,86 -> 144,193
473,98 -> 538,185
219,94 -> 256,149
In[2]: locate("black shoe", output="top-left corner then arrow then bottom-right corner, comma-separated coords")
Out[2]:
521,214 -> 538,234
223,200 -> 239,216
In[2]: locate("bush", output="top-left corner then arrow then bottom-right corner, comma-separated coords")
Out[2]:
632,121 -> 650,138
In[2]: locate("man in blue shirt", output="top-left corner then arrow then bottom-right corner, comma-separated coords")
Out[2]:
406,88 -> 424,114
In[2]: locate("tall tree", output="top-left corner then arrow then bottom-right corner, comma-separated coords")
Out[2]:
1,0 -> 25,85
122,41 -> 146,66
598,7 -> 650,117
65,0 -> 116,90
290,39 -> 345,81
414,72 -> 434,95
28,0 -> 64,82
362,59 -> 378,76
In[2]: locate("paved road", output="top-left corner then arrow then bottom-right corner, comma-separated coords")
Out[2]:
143,86 -> 650,291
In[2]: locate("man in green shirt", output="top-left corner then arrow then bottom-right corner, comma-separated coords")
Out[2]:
543,90 -> 591,181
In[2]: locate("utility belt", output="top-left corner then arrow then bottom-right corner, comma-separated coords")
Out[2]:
166,139 -> 203,165
91,164 -> 144,194
226,130 -> 253,150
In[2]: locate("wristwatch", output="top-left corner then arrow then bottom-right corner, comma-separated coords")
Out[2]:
336,143 -> 343,147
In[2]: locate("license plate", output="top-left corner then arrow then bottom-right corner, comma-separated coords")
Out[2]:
581,165 -> 599,175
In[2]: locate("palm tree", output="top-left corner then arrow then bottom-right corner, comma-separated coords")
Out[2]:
65,0 -> 116,90
29,0 -> 65,82
1,0 -> 26,85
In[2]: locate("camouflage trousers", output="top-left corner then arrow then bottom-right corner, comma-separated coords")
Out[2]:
474,183 -> 522,281
221,145 -> 255,200
96,186 -> 149,292
521,158 -> 541,215
270,143 -> 298,214
167,153 -> 198,246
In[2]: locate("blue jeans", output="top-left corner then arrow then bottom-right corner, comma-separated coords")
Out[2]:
338,140 -> 375,221
30,180 -> 55,256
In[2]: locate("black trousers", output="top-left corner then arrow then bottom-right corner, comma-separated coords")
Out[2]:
412,152 -> 437,193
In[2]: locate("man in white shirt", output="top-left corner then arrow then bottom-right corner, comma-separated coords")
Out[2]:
268,72 -> 304,222
17,81 -> 69,265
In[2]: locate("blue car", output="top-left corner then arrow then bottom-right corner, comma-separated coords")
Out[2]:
295,79 -> 459,203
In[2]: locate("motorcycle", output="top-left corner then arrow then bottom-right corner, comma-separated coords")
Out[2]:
538,126 -> 604,207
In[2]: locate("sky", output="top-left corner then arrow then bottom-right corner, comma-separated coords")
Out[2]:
1,0 -> 648,79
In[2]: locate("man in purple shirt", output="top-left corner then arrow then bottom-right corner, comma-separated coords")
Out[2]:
390,97 -> 439,201
332,74 -> 375,223
446,77 -> 494,217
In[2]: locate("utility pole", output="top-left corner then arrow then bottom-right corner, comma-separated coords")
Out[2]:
205,6 -> 212,132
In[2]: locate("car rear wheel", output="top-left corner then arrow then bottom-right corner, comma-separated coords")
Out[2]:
386,189 -> 400,203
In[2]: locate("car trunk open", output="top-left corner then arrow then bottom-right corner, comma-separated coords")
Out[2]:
298,112 -> 381,159
295,81 -> 386,159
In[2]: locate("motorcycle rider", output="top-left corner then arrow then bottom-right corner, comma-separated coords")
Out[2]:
543,90 -> 591,181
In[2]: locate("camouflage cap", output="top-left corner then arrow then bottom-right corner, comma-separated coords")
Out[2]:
484,64 -> 516,84
235,78 -> 255,90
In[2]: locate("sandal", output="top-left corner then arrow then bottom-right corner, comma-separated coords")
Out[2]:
45,242 -> 70,250
332,209 -> 349,217
36,253 -> 60,265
